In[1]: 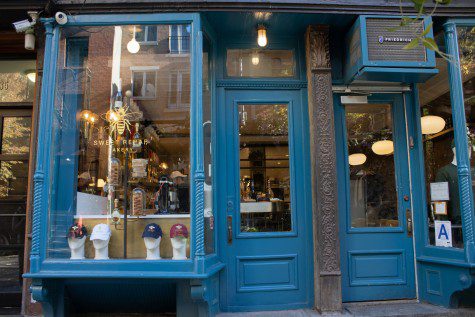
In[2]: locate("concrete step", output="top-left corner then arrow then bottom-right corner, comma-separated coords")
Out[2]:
217,301 -> 475,317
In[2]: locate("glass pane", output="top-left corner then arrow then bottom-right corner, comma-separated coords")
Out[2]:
226,49 -> 294,78
203,35 -> 214,254
0,160 -> 27,299
48,25 -> 191,260
0,60 -> 35,103
346,104 -> 399,228
0,161 -> 29,199
418,33 -> 463,248
239,104 -> 291,232
1,117 -> 31,154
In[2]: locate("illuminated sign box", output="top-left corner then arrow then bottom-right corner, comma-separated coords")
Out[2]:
344,15 -> 438,83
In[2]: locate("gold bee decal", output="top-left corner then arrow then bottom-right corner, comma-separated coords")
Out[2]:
104,106 -> 140,136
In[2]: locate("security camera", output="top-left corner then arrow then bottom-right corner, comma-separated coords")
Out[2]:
55,12 -> 68,25
12,11 -> 38,33
13,19 -> 34,33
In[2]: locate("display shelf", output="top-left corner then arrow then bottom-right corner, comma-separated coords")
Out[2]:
74,214 -> 190,219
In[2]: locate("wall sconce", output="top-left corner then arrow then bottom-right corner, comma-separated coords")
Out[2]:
127,26 -> 140,54
371,140 -> 394,155
348,153 -> 367,166
257,25 -> 267,47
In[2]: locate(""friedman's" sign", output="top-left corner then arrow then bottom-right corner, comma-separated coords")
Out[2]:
378,36 -> 413,44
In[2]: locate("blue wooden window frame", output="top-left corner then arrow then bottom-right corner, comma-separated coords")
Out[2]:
25,13 -> 225,279
411,19 -> 475,265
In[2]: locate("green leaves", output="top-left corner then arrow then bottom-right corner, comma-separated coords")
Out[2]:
403,38 -> 420,50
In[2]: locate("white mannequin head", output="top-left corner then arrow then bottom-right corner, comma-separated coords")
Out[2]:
67,223 -> 88,260
170,223 -> 188,260
142,223 -> 163,260
143,237 -> 162,260
68,236 -> 86,260
90,224 -> 111,260
170,236 -> 187,260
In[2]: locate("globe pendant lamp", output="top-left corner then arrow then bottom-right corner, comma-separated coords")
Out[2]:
372,140 -> 394,155
348,153 -> 367,166
421,115 -> 445,135
127,26 -> 140,54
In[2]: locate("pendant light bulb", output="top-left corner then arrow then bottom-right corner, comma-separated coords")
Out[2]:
127,26 -> 140,54
257,26 -> 267,47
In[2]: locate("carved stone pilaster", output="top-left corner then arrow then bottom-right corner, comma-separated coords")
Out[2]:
305,25 -> 342,312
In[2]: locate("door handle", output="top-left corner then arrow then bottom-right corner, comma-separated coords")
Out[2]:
406,209 -> 413,237
227,215 -> 233,244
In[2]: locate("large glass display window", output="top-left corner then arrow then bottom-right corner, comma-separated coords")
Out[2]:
48,24 -> 194,260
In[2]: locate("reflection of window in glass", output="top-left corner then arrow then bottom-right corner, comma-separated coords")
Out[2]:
135,25 -> 158,44
131,67 -> 158,99
0,161 -> 28,198
346,104 -> 399,228
418,33 -> 463,248
203,35 -> 214,254
48,25 -> 192,260
169,25 -> 190,54
1,117 -> 31,154
239,104 -> 291,233
226,49 -> 295,78
168,71 -> 190,109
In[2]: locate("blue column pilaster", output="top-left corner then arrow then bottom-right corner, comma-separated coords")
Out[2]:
444,21 -> 475,263
30,19 -> 59,272
191,17 -> 206,272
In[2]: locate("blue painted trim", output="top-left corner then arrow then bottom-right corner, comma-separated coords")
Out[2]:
30,21 -> 59,273
444,21 -> 475,263
446,19 -> 475,26
63,13 -> 198,26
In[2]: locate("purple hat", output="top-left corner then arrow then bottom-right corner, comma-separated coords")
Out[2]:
170,223 -> 189,238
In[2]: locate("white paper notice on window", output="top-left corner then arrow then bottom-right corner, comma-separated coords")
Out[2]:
435,220 -> 452,247
430,182 -> 450,201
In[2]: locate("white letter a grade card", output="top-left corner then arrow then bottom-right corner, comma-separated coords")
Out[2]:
435,220 -> 452,247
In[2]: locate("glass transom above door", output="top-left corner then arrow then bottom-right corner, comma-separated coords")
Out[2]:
238,104 -> 291,233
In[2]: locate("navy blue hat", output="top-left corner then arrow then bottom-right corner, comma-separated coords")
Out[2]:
142,223 -> 163,239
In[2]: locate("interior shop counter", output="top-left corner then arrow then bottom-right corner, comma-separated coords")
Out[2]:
72,215 -> 190,259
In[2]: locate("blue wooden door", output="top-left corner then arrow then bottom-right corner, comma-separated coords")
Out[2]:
218,89 -> 313,311
335,93 -> 416,302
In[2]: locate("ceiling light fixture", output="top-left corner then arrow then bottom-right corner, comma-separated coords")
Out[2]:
257,25 -> 267,47
421,115 -> 446,135
348,153 -> 367,166
372,140 -> 394,155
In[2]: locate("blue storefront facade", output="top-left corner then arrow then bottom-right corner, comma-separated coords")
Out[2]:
20,1 -> 475,315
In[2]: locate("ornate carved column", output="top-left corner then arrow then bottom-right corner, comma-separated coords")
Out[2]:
305,25 -> 342,312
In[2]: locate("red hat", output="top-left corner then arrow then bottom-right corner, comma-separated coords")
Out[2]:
170,223 -> 189,238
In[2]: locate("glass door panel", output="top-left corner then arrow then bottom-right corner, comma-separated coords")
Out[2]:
345,104 -> 399,228
238,104 -> 291,232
